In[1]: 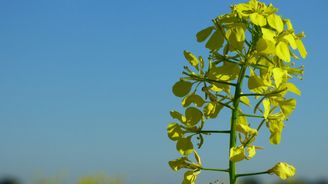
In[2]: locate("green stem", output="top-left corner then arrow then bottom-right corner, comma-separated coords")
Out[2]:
256,119 -> 266,131
243,119 -> 266,147
229,63 -> 247,184
182,72 -> 237,86
203,88 -> 234,111
213,58 -> 241,66
249,63 -> 269,69
236,171 -> 268,178
199,130 -> 231,134
239,114 -> 264,119
201,167 -> 229,173
216,101 -> 234,110
240,88 -> 287,97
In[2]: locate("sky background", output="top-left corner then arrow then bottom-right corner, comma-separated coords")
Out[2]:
0,0 -> 327,183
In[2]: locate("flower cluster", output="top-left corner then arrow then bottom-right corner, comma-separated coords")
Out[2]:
167,0 -> 306,183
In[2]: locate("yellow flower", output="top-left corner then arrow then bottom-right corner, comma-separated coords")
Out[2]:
266,112 -> 285,144
168,150 -> 202,172
229,146 -> 245,162
168,157 -> 190,171
234,0 -> 277,26
236,115 -> 257,136
229,145 -> 261,162
246,145 -> 257,160
268,162 -> 296,180
182,170 -> 200,184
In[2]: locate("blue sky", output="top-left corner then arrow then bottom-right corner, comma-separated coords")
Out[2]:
0,0 -> 327,183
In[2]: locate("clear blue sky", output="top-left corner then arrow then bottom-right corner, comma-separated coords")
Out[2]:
0,0 -> 327,183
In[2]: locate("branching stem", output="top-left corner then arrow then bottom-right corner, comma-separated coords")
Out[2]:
240,114 -> 264,119
244,119 -> 266,147
198,130 -> 231,134
183,72 -> 237,86
236,171 -> 268,178
217,100 -> 234,110
240,88 -> 287,97
201,167 -> 229,173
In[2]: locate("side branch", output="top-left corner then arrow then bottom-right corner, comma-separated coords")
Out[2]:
244,119 -> 266,147
182,72 -> 237,86
198,130 -> 231,134
216,100 -> 234,110
201,167 -> 229,173
236,171 -> 268,178
240,88 -> 287,97
239,114 -> 264,119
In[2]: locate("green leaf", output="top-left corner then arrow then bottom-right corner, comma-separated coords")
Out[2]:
226,24 -> 245,51
185,107 -> 203,126
168,157 -> 189,171
209,83 -> 230,94
176,137 -> 194,155
170,110 -> 187,124
183,50 -> 199,68
167,123 -> 184,141
208,61 -> 240,81
172,80 -> 192,97
182,94 -> 205,107
205,30 -> 224,50
203,102 -> 223,119
196,26 -> 214,42
203,102 -> 215,118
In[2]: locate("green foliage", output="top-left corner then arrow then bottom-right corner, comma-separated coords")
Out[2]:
167,0 -> 307,183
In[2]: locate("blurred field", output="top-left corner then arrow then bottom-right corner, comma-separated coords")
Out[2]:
0,173 -> 124,184
1,176 -> 327,184
240,178 -> 328,184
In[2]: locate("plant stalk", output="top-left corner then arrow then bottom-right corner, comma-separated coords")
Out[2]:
229,63 -> 247,184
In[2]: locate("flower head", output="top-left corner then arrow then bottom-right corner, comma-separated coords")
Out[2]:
268,162 -> 296,180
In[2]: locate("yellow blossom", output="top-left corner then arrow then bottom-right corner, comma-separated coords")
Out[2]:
268,162 -> 296,180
